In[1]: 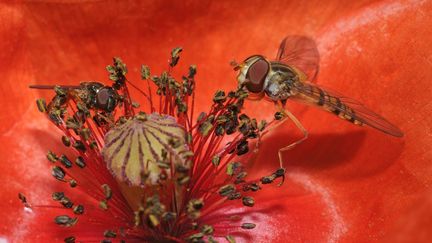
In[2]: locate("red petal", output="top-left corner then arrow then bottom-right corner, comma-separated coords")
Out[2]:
0,0 -> 431,242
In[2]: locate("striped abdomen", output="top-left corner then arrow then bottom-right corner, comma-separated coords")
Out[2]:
292,82 -> 364,125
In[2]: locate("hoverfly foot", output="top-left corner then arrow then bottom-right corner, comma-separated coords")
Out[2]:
275,168 -> 286,187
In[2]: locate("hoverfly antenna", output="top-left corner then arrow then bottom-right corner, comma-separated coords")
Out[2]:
29,84 -> 80,90
230,60 -> 242,71
229,60 -> 238,67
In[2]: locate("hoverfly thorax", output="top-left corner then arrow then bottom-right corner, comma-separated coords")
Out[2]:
79,82 -> 119,112
236,55 -> 270,95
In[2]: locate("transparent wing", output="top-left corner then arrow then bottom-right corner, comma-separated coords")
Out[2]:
290,82 -> 404,137
276,36 -> 320,82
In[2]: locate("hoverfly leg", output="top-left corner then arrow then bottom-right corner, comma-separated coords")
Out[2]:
277,107 -> 309,168
275,102 -> 309,186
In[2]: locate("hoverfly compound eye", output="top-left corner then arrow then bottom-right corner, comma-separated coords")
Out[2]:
96,87 -> 118,112
245,58 -> 269,93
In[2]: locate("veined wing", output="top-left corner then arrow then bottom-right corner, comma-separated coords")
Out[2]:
276,36 -> 320,82
289,82 -> 403,137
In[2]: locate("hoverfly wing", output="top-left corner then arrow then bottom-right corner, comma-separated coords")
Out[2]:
29,84 -> 80,89
290,82 -> 403,137
276,36 -> 320,82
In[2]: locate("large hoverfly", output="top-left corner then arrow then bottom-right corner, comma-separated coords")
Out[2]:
233,36 -> 403,168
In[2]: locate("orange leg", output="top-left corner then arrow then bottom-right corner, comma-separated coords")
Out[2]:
277,108 -> 308,168
252,101 -> 308,169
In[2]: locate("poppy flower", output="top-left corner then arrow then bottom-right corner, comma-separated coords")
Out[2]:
1,0 -> 431,242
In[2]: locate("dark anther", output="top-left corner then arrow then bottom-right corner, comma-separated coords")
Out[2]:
48,111 -> 62,125
239,114 -> 250,121
227,192 -> 242,200
73,140 -> 86,152
64,236 -> 76,243
198,121 -> 213,136
213,90 -> 226,104
260,176 -> 274,184
188,64 -> 197,79
225,120 -> 237,135
36,99 -> 47,113
212,156 -> 221,166
141,65 -> 151,80
242,196 -> 255,207
162,212 -> 177,221
54,215 -> 78,227
219,184 -> 235,196
75,156 -> 86,168
228,91 -> 236,97
59,155 -> 73,168
247,131 -> 258,139
258,120 -> 267,131
243,183 -> 261,192
52,166 -> 66,181
186,233 -> 204,242
215,124 -> 225,136
61,136 -> 71,147
236,140 -> 249,156
249,183 -> 261,192
60,197 -> 73,208
236,171 -> 247,180
228,103 -> 240,113
274,111 -> 285,120
69,179 -> 77,188
46,151 -> 58,162
170,47 -> 183,67
238,122 -> 250,135
52,192 -> 65,201
241,223 -> 256,229
73,205 -> 84,215
104,230 -> 117,238
201,225 -> 214,235
90,140 -> 99,149
53,86 -> 67,96
18,193 -> 30,208
191,200 -> 204,210
106,58 -> 127,86
101,184 -> 113,200
99,200 -> 109,210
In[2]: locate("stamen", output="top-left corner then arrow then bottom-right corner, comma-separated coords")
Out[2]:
22,48 -> 286,242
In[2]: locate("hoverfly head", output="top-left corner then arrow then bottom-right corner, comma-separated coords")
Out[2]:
236,55 -> 269,94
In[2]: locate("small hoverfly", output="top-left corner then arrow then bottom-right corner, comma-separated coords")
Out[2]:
30,82 -> 120,113
233,36 -> 403,168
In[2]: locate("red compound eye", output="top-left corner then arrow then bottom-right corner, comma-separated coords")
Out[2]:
246,58 -> 269,93
96,87 -> 118,112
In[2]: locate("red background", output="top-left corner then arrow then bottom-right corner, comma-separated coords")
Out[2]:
0,0 -> 431,242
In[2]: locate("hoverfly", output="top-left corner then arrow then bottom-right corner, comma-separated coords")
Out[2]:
233,36 -> 403,168
30,82 -> 120,113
